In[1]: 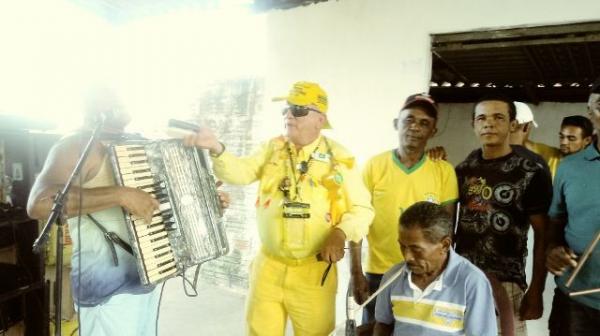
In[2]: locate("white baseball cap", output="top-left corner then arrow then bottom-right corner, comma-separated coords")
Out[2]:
514,102 -> 538,127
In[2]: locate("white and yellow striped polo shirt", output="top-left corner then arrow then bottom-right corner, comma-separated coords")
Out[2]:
375,249 -> 497,335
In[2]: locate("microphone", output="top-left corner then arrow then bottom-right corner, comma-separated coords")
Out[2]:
166,119 -> 200,139
168,119 -> 200,132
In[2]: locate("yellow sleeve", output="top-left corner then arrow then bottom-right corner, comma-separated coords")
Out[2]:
440,162 -> 459,205
210,140 -> 273,185
336,160 -> 375,243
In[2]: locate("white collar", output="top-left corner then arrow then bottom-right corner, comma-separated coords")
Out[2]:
407,268 -> 444,301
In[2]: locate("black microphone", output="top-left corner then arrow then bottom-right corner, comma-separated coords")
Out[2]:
168,119 -> 200,132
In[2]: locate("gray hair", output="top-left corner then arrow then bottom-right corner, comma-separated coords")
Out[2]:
399,201 -> 453,243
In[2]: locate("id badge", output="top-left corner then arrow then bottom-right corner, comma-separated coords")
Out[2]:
282,202 -> 310,250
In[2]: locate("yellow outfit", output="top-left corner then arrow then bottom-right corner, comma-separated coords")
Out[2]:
211,135 -> 373,336
363,150 -> 458,274
528,141 -> 562,179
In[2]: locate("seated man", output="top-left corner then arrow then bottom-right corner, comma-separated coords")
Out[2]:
373,201 -> 497,336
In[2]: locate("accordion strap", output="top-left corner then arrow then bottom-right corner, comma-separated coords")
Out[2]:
87,214 -> 134,266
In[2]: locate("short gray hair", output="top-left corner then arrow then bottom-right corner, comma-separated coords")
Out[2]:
399,201 -> 453,243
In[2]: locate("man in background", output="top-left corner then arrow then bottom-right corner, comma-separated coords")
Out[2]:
350,93 -> 458,327
455,93 -> 552,335
509,102 -> 593,177
546,78 -> 600,335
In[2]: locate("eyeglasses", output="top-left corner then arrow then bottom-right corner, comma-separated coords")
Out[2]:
282,105 -> 321,118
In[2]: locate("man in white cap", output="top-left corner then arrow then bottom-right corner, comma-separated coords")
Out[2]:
509,102 -> 561,178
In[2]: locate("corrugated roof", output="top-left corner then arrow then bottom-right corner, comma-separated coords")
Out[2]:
431,22 -> 600,103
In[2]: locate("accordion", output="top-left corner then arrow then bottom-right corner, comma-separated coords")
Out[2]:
108,139 -> 229,286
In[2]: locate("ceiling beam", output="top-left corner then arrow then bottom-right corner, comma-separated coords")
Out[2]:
433,34 -> 600,52
432,21 -> 600,44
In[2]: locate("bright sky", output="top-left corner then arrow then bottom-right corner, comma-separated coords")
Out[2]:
0,0 -> 266,133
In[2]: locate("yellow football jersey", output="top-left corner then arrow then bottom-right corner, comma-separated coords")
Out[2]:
363,150 -> 458,274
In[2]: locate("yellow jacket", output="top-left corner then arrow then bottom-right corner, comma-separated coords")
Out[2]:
211,135 -> 374,260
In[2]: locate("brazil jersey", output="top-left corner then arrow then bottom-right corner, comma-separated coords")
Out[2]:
363,150 -> 458,274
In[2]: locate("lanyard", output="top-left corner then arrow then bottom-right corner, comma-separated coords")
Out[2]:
285,139 -> 321,201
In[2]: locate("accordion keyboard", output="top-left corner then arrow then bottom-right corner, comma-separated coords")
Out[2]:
113,145 -> 178,284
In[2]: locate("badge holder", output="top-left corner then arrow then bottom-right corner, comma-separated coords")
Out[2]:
282,201 -> 310,251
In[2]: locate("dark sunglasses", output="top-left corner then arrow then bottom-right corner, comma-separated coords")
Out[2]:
281,105 -> 321,118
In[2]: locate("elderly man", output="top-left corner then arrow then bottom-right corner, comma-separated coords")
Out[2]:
546,78 -> 600,335
184,81 -> 374,336
373,201 -> 496,336
455,93 -> 552,336
27,87 -> 163,336
350,93 -> 458,326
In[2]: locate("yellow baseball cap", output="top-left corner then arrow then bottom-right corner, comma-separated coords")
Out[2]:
273,81 -> 331,129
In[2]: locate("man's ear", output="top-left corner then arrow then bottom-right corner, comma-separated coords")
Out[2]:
509,120 -> 518,132
583,135 -> 593,147
440,235 -> 452,252
316,113 -> 326,129
393,118 -> 399,130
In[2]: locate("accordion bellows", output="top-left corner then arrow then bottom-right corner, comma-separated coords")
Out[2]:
109,140 -> 229,286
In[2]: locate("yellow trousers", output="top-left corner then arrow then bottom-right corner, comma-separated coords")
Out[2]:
246,251 -> 338,336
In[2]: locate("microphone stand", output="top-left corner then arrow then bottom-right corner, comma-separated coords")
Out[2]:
32,119 -> 106,336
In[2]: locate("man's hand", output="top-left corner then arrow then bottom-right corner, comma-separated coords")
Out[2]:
519,290 -> 543,320
319,228 -> 346,263
119,187 -> 160,224
182,127 -> 223,155
546,246 -> 578,276
352,272 -> 370,305
216,181 -> 230,209
426,146 -> 448,161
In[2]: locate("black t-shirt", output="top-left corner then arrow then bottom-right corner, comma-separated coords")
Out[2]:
511,144 -> 551,173
455,148 -> 552,288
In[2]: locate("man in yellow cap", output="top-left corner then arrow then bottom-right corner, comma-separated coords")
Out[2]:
183,81 -> 374,336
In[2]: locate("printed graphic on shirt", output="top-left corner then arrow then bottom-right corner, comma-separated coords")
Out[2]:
455,150 -> 550,288
392,296 -> 465,333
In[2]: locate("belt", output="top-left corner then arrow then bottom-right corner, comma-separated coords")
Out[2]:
260,247 -> 319,266
260,247 -> 333,286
